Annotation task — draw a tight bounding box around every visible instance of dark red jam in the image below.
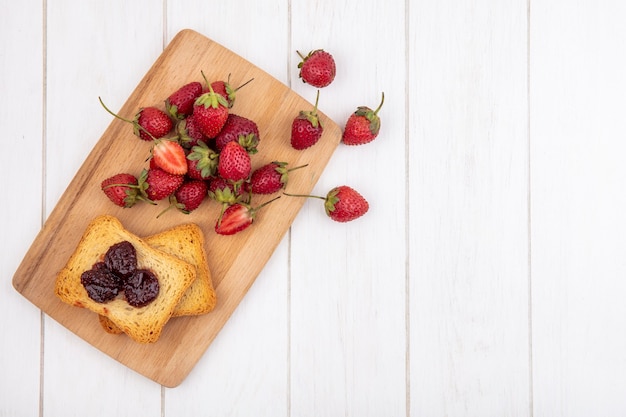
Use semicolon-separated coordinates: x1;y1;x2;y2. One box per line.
123;269;160;307
80;263;121;303
80;241;159;307
104;240;137;278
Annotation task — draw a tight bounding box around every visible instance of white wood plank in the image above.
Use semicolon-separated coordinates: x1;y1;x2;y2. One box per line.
530;1;626;415
290;0;407;415
164;2;290;415
0;2;44;416
43;1;163;415
409;1;530;415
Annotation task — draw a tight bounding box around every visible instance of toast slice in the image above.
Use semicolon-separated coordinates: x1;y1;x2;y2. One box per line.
145;223;217;317
54;215;196;344
97;223;217;334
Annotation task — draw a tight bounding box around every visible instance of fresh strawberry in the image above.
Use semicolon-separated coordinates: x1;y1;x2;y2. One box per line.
210;76;254;108
186;141;218;180
151;139;188;175
176;114;208;148
342;92;385;146
284;185;369;222
249;161;308;195
193;85;229;138
291;90;323;150
208;177;243;204
101;173;141;208
297;49;336;88
143;167;184;201
215;196;280;235
218;141;251;183
214;113;260;153
99;97;173;141
165;81;203;119
172;179;208;213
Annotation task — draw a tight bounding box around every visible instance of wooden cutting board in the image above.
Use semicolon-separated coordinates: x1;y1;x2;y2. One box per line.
12;29;341;387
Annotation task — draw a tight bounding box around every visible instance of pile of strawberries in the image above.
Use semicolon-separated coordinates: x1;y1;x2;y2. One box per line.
100;49;383;235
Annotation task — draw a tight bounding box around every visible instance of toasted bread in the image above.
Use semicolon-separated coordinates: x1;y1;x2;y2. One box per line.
144;223;217;316
54;215;196;344
96;223;217;334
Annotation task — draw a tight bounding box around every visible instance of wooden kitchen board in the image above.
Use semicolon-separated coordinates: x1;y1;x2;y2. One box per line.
12;29;341;387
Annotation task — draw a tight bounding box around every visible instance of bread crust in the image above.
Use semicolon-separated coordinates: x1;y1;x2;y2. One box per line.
54;215;197;344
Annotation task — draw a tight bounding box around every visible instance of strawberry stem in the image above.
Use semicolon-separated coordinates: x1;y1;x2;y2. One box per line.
283;192;326;201
287;163;309;172
98;97;133;124
235;77;255;91
252;195;282;212
374;92;385;115
98;96;159;141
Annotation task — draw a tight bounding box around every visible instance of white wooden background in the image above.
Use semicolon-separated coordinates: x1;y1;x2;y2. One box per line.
3;0;626;415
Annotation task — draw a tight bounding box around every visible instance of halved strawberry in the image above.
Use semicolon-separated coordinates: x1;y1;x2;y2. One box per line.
215;196;280;235
151;139;188;176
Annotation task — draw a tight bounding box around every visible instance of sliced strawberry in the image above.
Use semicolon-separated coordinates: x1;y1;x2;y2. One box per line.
152;139;188;176
215;196;280;235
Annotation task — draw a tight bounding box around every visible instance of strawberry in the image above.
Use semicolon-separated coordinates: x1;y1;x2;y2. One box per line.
218;141;251;183
151;139;187;175
249;161;308;195
342;92;385;146
214;113;260;154
297;49;336;88
186;140;218;180
99;97;173;141
291;90;323;150
284;185;369;222
165;81;203;119
215;196;280;236
101;173;141;208
143;167;184;201
210;76;254;108
172;179;208;213
193;84;229;138
208;177;244;205
176;114;208;148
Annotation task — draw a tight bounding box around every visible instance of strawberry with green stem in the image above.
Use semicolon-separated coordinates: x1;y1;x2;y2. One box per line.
193;83;229;138
284;185;369;222
210;75;255;108
165;81;203;120
157;179;208;217
291;90;323;150
249;161;308;195
186;140;218;180
297;49;336;88
99;97;173;141
215;196;281;236
342;92;385;146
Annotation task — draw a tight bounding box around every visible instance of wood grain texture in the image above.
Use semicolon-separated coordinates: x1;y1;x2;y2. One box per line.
164;2;291;414
40;3;166;412
0;4;44;416
13;29;341;387
409;0;530;415
531;1;626;415
289;0;407;416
